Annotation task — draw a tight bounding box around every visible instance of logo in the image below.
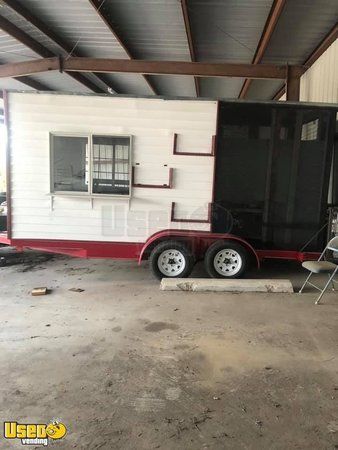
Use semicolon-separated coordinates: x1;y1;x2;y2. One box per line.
4;420;67;446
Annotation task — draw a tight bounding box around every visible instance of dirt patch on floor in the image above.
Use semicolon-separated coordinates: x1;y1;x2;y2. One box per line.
144;322;180;332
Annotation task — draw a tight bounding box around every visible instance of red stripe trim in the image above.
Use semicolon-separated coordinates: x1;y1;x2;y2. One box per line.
256;249;320;262
1;234;319;265
4;237;143;259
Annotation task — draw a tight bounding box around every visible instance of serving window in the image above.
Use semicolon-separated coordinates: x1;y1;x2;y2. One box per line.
50;134;131;196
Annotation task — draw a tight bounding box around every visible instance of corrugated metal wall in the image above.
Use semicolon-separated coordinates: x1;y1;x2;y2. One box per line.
300;39;338;103
280;39;338;103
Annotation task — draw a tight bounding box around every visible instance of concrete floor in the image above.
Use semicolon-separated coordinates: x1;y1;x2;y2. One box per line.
0;251;337;449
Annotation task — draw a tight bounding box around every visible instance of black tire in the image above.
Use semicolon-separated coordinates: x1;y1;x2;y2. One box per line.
204;240;248;279
149;240;195;280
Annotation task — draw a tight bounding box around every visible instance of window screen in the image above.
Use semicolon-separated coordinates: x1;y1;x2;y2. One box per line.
52;135;89;192
92;136;130;195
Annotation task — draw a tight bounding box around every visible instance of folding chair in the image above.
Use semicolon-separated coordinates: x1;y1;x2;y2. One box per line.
299;236;338;304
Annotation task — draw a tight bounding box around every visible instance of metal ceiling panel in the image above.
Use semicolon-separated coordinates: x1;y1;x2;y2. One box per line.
95;0;196;96
100;73;153;95
3;0;152;94
30;72;93;93
248;0;338;99
200;78;246;99
187;0;275;97
147;75;196;97
0;2;66;56
0;28;106;92
99;0;191;60
9;0;127;57
245;79;283;100
0;0;336;99
0;29;37;63
262;0;338;64
0;76;35;90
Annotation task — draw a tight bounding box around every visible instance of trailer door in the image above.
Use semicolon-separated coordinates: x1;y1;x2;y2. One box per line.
213;103;335;252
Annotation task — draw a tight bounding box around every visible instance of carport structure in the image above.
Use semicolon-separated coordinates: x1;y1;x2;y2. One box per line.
0;0;336;103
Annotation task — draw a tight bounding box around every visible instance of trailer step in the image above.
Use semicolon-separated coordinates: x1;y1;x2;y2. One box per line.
160;278;294;293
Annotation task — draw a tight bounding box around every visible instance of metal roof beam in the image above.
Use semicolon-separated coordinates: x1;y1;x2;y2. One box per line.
0;14;104;93
0;56;305;80
272;22;338;100
0;56;51;90
180;0;199;97
88;0;158;95
0;57;58;77
0;0;117;92
63;58;303;79
238;0;286;99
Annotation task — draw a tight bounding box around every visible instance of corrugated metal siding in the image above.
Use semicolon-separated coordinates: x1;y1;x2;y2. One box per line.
29;72;94;94
299;39;338;103
199;78;246;99
262;0;338;64
101;0;191;60
7;0;153;95
0;4;58;55
98;0;196;97
0;77;35;91
189;0;274;98
278;39;338;103
0;29;37;63
247;0;338;100
0;4;103;93
246;79;283;101
146;75;195;98
8;92;217;242
190;0;274;61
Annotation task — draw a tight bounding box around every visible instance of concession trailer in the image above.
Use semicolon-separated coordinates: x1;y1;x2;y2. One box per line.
0;91;337;279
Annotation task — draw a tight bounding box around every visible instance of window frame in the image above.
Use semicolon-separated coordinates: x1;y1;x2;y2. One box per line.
50;132;132;198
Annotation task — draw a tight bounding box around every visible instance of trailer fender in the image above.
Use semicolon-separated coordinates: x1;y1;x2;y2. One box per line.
138;230;260;268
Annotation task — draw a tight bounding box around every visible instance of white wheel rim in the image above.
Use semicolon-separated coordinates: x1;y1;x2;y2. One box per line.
214;249;242;276
158;249;186;277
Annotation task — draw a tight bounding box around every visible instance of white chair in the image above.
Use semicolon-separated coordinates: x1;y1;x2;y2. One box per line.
299;236;338;304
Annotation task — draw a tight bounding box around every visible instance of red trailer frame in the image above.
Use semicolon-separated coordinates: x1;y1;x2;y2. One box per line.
0;230;319;265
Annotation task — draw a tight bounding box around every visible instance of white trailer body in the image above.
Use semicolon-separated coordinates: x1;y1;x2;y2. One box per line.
6;92;217;243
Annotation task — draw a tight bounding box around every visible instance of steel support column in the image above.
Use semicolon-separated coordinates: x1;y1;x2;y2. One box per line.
286;65;300;101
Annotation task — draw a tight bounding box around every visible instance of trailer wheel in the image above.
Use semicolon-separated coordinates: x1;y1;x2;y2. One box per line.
150;241;195;280
204;240;248;278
